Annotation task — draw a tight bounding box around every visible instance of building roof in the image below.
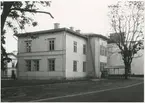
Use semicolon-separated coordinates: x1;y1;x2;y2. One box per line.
14;28;87;39
84;33;109;41
14;28;108;40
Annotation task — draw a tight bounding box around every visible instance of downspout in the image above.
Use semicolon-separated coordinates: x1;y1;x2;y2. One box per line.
87;36;96;77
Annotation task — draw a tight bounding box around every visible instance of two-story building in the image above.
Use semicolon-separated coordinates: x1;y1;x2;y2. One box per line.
15;23;108;79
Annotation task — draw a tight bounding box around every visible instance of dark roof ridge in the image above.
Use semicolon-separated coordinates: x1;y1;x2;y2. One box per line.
64;28;87;38
14;28;66;36
14;28;108;40
14;27;87;39
84;33;108;40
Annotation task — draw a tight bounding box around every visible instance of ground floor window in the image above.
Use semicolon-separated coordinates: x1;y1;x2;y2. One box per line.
26;60;31;71
83;62;86;72
73;60;77;72
26;60;40;71
100;62;107;71
48;59;55;71
33;60;39;71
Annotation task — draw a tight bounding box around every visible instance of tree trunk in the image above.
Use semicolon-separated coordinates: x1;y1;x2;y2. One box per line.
1;2;14;32
124;63;131;79
125;67;128;79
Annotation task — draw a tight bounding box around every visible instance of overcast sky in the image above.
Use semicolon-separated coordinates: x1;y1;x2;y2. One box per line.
5;0;118;52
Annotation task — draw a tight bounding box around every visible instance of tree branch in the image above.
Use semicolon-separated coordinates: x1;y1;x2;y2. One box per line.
1;2;14;32
10;8;54;18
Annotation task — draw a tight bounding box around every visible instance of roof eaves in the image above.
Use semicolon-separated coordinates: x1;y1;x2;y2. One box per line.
14;28;87;39
65;28;87;39
14;28;66;37
85;33;108;40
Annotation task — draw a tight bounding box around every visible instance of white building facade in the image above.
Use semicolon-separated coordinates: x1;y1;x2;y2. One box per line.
15;25;108;79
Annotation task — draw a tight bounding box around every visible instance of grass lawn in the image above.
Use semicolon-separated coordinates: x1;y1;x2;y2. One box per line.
1;78;143;102
1;78;90;88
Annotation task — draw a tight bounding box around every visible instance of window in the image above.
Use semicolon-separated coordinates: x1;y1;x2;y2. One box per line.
100;62;107;71
100;45;107;56
26;41;31;52
49;39;55;51
48;59;55;71
83;44;86;54
100;62;103;71
100;45;103;55
74;41;77;52
103;46;105;55
104;63;107;69
73;61;77;72
83;62;86;72
26;60;31;71
12;62;15;68
33;60;39;71
105;48;107;56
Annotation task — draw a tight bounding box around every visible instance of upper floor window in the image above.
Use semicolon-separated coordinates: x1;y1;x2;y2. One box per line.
73;60;77;72
100;45;103;55
103;46;105;55
105;48;107;56
33;60;39;71
83;44;86;54
26;41;31;52
26;60;31;71
74;41;77;52
48;59;55;71
100;45;107;56
83;61;86;72
49;39;55;51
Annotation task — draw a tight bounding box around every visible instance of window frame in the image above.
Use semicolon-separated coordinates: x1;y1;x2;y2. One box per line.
73;60;77;72
100;45;103;55
48;59;55;71
83;44;86;54
83;61;86;72
100;62;107;71
33;60;39;71
48;38;55;51
25;41;32;52
105;48;107;56
26;60;31;71
74;41;77;52
100;45;107;56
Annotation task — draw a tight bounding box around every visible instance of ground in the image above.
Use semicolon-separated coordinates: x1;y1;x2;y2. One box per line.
1;77;144;102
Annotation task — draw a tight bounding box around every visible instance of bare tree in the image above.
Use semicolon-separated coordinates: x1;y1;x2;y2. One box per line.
108;1;144;79
1;1;54;71
1;1;54;33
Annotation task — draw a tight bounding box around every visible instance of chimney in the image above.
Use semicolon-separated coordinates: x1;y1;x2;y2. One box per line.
54;23;60;29
76;30;81;33
70;27;74;31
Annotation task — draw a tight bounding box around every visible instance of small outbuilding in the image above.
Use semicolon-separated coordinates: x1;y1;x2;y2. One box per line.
103;65;125;78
